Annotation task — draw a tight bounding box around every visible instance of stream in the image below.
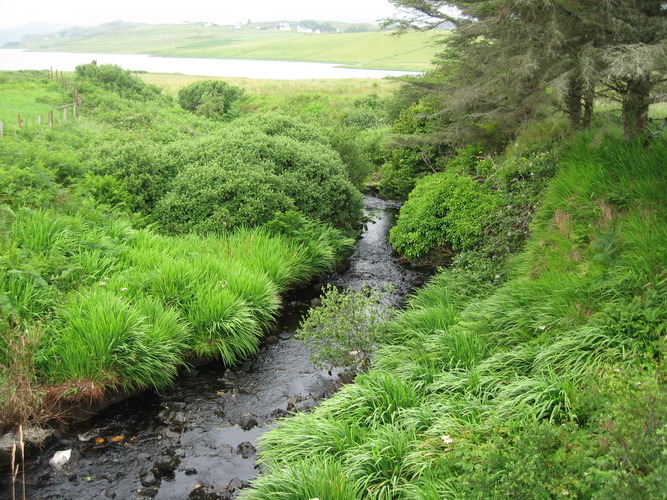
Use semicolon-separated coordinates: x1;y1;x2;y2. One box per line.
1;195;428;500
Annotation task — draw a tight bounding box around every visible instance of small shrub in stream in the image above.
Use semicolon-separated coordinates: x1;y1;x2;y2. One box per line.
296;284;393;373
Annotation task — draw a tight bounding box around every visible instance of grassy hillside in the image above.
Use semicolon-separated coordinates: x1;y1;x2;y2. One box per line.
13;22;440;71
246;130;667;498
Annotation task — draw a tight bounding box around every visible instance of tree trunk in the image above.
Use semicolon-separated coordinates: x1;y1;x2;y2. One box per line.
582;81;595;128
622;77;651;140
565;74;583;131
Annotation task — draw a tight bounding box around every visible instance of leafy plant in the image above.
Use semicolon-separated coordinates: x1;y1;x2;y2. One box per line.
296;284;393;373
75;61;163;101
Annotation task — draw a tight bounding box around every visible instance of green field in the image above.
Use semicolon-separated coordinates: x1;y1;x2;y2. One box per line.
13;22;441;71
0;71;68;124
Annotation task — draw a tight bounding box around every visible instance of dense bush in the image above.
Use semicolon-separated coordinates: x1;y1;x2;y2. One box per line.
154;127;363;234
86;140;177;214
75;62;163;101
178;79;244;120
153;162;294;233
390;170;501;259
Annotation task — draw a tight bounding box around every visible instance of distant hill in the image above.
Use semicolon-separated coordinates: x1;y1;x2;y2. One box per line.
5;21;442;71
0;22;75;45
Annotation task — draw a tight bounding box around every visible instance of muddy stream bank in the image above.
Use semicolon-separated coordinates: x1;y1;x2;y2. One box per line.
1;195;429;500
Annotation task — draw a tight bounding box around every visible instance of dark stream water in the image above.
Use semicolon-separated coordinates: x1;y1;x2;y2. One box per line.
1;195;428;500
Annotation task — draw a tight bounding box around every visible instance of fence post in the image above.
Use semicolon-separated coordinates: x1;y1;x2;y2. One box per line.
17;114;22;128
0;121;3;139
49;111;54;127
38;115;42;126
63;108;67;121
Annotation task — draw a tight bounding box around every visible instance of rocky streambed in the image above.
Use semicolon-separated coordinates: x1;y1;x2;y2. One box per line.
0;195;429;499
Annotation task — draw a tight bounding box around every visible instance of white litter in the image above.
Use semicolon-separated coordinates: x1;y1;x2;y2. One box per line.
49;449;71;468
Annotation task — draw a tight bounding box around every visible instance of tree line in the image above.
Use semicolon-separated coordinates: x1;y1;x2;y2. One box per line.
385;0;667;141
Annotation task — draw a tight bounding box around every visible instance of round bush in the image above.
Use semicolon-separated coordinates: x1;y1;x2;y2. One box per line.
390;171;501;259
154;128;363;234
154;162;295;234
178;80;244;120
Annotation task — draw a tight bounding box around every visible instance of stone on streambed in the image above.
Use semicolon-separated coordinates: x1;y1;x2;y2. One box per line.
49;448;72;468
236;441;256;459
188;483;234;500
264;335;279;345
153;453;181;477
139;469;160;487
137;487;159;498
238;415;258;431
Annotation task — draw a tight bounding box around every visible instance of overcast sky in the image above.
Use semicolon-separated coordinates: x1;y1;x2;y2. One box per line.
2;0;402;30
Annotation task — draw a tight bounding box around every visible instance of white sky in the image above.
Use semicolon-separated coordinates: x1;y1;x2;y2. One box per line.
2;0;402;30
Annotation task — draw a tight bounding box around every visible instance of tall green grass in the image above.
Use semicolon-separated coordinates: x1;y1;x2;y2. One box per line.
2;203;352;397
45;288;188;390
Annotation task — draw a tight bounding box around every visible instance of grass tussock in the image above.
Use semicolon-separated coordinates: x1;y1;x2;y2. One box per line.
0;206;351;428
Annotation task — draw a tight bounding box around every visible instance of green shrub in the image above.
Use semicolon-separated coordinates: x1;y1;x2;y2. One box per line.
234;112;325;143
296;284;393;372
323;125;375;188
154;129;363;234
178;79;244;120
88;141;176;214
75;62;163;101
153;162;294;234
378;104;444;199
390;170;501;259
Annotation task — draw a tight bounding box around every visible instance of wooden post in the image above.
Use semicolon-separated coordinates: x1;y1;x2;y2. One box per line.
73;105;77;117
38;116;42;126
63;108;67;121
49;111;54;127
17;114;22;128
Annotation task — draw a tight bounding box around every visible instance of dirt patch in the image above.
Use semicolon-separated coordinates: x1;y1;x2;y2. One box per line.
553;209;572;238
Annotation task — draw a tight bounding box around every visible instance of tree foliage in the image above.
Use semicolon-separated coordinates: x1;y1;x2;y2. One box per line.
385;0;667;142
